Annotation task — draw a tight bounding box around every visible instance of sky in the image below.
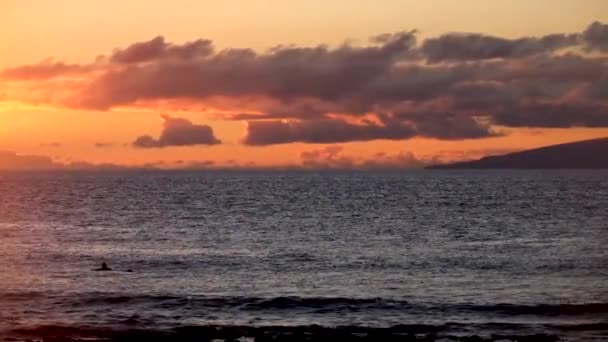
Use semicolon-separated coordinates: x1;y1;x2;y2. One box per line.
1;0;607;169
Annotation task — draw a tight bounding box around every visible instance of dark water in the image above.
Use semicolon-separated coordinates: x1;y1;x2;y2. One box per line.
0;170;606;341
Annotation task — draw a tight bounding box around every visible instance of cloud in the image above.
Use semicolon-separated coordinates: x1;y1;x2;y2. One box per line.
0;150;133;170
299;146;525;170
74;31;416;110
0;150;62;170
402;112;502;140
132;114;221;148
110;36;214;64
582;21;608;51
299;146;438;169
421;33;578;62
588;74;608;101
243;113;498;145
94;142;114;148
300;146;355;168
2;21;608;145
492;101;608;128
243;119;415;145
0;149;219;171
0;61;91;80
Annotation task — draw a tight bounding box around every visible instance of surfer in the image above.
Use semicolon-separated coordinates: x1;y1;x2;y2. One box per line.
95;262;112;271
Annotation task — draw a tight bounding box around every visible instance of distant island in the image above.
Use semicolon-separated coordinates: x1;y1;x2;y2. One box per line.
427;138;608;169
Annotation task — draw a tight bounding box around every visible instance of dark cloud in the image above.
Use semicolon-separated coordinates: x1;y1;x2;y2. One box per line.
501;54;606;84
227;99;334;120
448;81;518;112
403;112;502;140
110;36;214;64
75;31;417;109
492;101;608;128
243;119;416;145
421;33;578;62
582;21;608;51
3;21;608;144
94;142;114;148
132;114;221;148
359;63;477;105
588;74;608;100
243;113;498;145
70;24;607;138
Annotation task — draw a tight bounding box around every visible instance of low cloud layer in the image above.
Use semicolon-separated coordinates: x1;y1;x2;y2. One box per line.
299;146;437;169
299;146;522;170
0;150;219;171
0;61;92;80
133;115;221;148
0;150;61;170
0;146;523;171
2;22;608;145
0;150;131;170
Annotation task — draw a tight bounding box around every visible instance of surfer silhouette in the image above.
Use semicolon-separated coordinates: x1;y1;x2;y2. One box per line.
95;262;112;271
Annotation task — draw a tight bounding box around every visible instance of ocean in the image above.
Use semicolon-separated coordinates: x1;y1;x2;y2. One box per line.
0;170;606;341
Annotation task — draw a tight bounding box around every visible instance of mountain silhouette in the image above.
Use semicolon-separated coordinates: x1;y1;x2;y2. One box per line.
427;138;608;169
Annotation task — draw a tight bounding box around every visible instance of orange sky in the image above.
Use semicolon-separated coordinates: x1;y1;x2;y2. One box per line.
1;1;608;169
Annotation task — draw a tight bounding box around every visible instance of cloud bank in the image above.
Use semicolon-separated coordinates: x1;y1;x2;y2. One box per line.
2;22;608;145
0;150;131;170
0;146;521;171
299;146;437;169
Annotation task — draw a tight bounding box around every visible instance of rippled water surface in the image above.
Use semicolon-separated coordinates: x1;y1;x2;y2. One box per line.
0;170;607;340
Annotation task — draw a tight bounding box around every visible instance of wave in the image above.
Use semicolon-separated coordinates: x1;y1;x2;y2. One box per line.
69;294;403;311
8;292;607;316
3;293;607;341
251;298;608;316
463;302;608;316
248;296;398;310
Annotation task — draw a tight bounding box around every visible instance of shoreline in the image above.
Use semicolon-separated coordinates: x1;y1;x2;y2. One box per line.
7;323;605;342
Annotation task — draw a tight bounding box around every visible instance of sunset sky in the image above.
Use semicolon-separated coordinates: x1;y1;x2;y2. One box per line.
1;0;607;169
